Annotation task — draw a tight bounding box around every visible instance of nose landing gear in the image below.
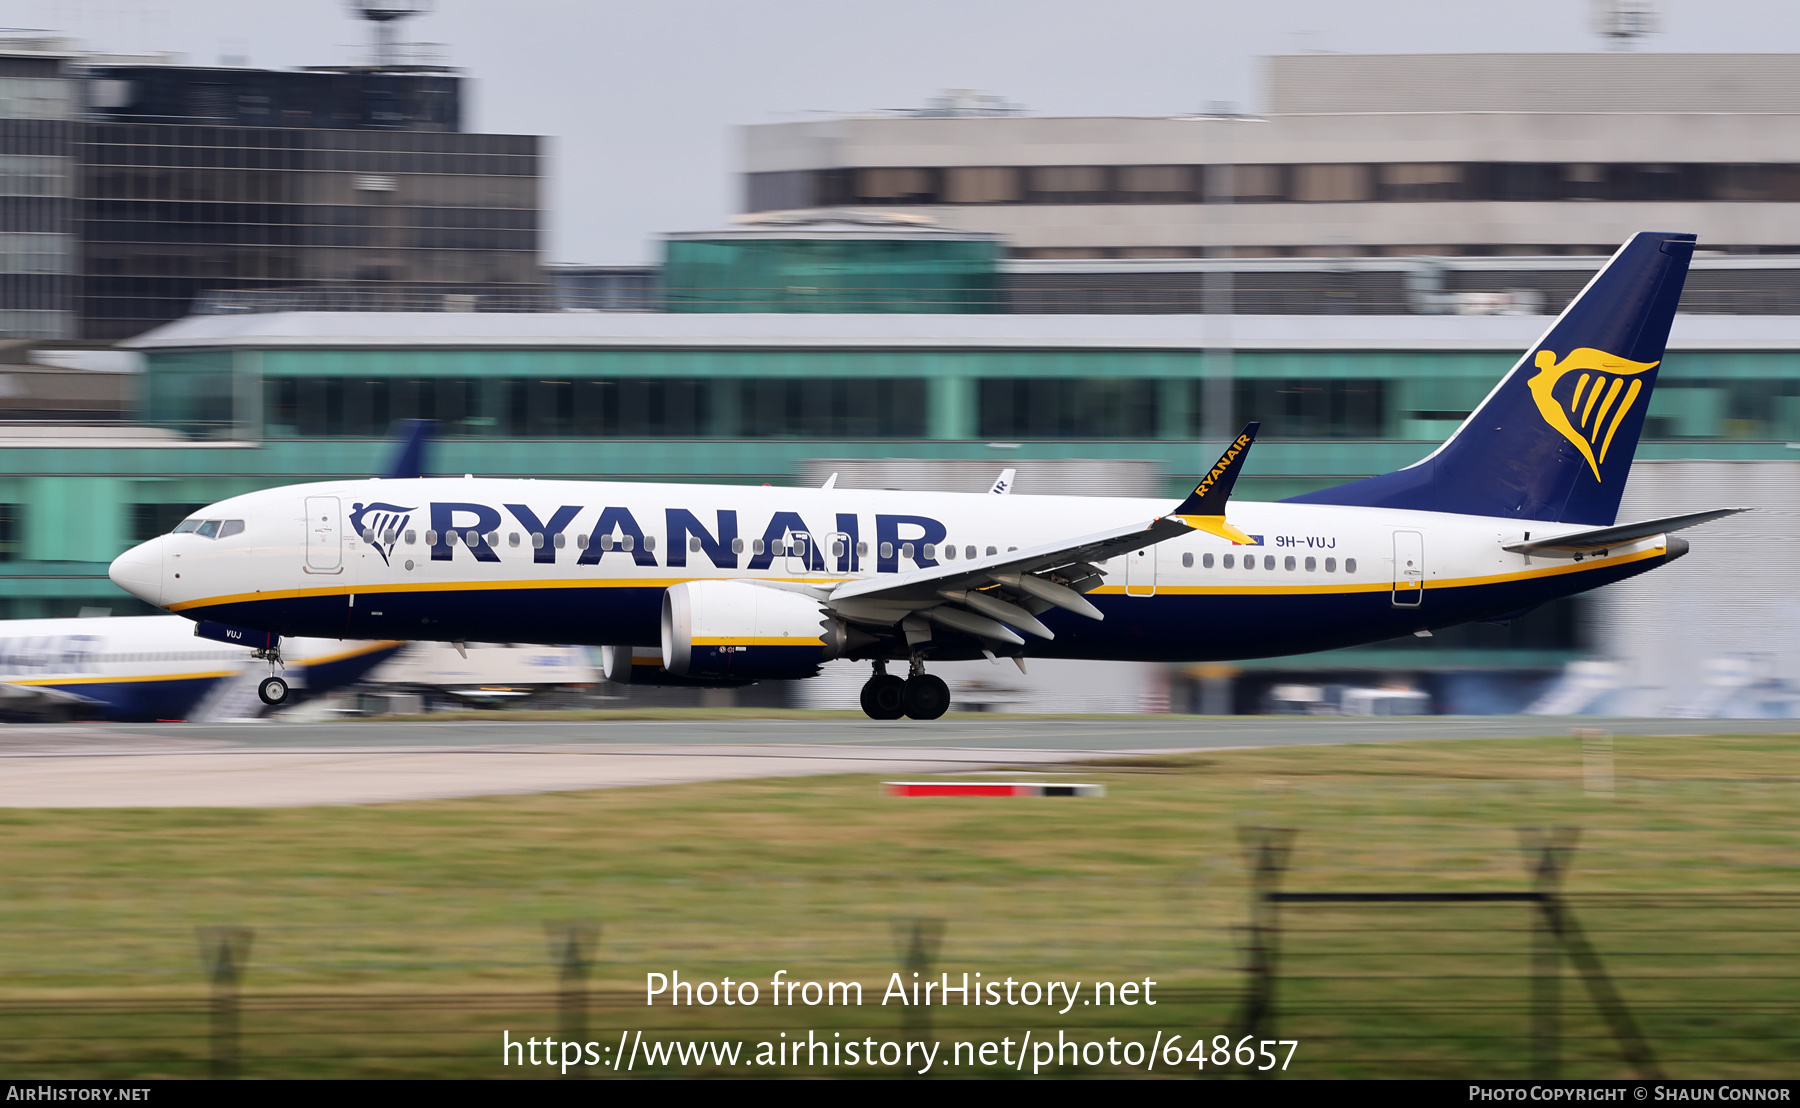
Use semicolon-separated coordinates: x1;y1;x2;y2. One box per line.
257;675;290;706
858;659;950;721
252;641;289;707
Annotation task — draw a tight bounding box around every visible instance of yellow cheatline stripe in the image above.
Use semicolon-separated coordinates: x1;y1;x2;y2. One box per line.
165;575;850;614
1094;543;1665;597
12;670;237;687
691;636;823;648
293;640;408;668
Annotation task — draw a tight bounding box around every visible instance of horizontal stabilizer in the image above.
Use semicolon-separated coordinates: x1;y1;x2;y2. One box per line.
1502;507;1750;554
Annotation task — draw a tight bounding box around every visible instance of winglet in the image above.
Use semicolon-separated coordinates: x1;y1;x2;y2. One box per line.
382;419;436;480
990;468;1016;495
1170;422;1259;544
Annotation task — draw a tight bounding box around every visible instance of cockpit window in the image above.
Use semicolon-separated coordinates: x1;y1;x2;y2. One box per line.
174;518;244;539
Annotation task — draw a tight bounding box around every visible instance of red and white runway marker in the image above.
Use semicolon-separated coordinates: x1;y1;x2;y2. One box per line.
884;781;1106;798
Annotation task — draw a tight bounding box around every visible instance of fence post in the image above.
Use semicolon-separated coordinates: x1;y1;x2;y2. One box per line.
1234;826;1295;1048
891;918;945;1054
1521;827;1577;1078
196;926;253;1079
545;921;599;1077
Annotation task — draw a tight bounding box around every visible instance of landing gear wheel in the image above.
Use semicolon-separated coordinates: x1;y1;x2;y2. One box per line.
257;675;290;707
902;674;951;721
860;674;906;720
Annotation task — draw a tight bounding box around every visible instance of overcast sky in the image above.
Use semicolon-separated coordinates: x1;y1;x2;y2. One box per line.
9;1;1800;263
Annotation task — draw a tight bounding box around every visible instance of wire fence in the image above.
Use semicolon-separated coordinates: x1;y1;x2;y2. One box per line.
3;863;1796;1076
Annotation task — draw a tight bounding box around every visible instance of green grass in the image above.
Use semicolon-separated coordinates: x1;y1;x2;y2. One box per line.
2;731;1797;1078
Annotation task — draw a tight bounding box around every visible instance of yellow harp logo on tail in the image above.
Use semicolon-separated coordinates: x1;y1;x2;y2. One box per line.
1526;348;1659;482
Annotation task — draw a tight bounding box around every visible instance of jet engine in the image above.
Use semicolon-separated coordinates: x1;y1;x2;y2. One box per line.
661;580;846;680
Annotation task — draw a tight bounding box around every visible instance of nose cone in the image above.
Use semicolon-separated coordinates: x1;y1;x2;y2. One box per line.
109;538;164;608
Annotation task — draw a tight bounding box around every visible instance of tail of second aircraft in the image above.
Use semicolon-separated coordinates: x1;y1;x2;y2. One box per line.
1287;231;1696;526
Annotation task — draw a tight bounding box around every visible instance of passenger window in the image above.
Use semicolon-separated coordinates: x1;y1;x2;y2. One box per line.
1284;556;1296;571
1346;558;1357;573
880;542;894;559
532;533;544;549
986;546;997;556
1244;554;1254;570
1325;557;1336;572
509;533;520;547
689;536;701;553
1181;552;1193;568
1007;546;1017;552
485;531;499;547
625;535;638;551
943;544;956;561
196;520;220;539
405;530;416;545
1222;553;1233;568
172;519;202;534
771;541;787;556
554;533;567;548
922;543;936;560
463;530;478;546
1264;555;1276;570
643;536;655;551
1305;556;1316;572
857;541;869;557
425;530;438;545
901;542;914;560
965;545;976;560
218;520;245;539
361;528;375;543
752;538;765;555
831;539;845;558
1203;552;1214;568
579;534;591;549
731;537;744;554
599;534;612;550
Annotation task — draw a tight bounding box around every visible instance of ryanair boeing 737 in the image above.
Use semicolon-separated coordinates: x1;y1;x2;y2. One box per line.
107;232;1742;720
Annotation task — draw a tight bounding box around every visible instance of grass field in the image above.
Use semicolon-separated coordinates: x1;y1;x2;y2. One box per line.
2;729;1797;1078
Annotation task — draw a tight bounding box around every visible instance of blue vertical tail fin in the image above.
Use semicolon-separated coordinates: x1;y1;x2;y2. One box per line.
1286;231;1696;526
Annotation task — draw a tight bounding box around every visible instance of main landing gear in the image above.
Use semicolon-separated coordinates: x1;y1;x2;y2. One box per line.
859;659;949;721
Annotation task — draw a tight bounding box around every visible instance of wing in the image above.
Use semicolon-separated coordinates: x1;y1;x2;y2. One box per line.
824;515;1195;646
817;427;1260;651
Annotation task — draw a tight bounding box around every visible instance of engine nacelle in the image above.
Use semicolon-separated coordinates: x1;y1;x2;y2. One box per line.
661;580;845;680
599;644;754;688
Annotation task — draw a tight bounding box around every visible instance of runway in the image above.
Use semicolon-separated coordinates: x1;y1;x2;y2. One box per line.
0;715;1793;807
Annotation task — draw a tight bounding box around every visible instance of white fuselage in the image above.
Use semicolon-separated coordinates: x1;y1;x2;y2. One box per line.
107;478;1675;664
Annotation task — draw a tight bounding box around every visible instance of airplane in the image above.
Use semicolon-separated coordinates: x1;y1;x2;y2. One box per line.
0;614;404;722
107;231;1743;721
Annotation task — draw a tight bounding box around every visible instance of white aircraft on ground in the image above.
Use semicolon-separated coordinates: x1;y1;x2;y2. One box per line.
108;232;1742;720
0;615;403;721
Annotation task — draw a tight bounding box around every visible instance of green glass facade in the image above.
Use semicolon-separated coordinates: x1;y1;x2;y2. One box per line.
11;322;1796;653
661;237;1002;313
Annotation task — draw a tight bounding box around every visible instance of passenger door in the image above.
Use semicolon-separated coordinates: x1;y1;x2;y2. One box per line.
1392;530;1424;607
1125;546;1156;597
304;495;343;574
